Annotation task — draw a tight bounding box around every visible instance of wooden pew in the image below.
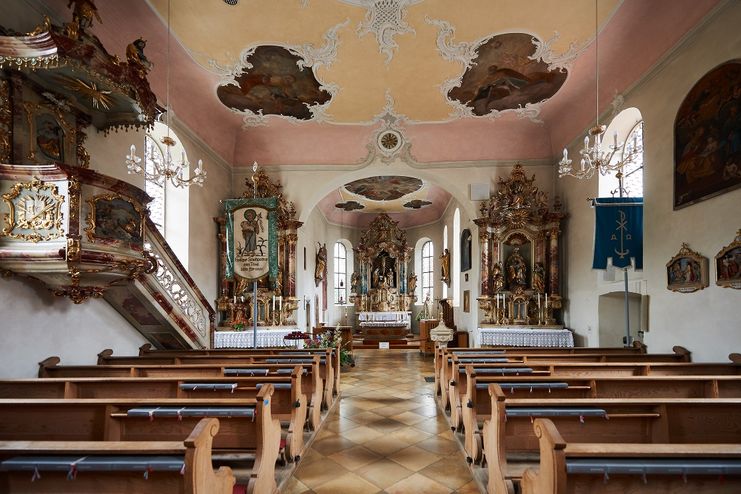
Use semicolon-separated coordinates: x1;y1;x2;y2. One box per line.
98;349;337;410
481;388;741;494
521;418;741;494
0;368;308;461
138;344;342;402
434;342;649;397
445;357;741;425
460;369;741;464
39;357;325;430
0;417;235;494
0;386;281;494
441;346;692;412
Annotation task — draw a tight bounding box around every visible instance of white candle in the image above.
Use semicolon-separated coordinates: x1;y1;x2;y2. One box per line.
545;293;548;309
279;296;282;313
496;294;500;310
272;295;276;311
537;293;541;309
196;159;203;173
233;296;236;304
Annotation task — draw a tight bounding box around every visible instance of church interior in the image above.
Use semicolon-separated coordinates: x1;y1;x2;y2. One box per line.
0;0;740;493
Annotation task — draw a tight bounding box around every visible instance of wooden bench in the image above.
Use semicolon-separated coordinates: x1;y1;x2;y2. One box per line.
0;368;308;461
445;357;741;425
440;347;693;412
460;369;741;465
39;357;325;431
481;389;741;494
0;386;281;493
98;349;337;410
434;342;649;397
138;344;343;401
0;417;235;494
521;418;741;494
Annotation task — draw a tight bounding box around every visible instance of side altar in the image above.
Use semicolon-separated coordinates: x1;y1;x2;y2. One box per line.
214;168;302;336
351;214;415;341
475;164;567;329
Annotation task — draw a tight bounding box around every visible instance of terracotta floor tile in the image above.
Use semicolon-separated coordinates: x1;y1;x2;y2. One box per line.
419;455;475;489
415;436;461;456
280;476;312;494
310;435;357;455
355;458;415;489
385;472;453;494
342;424;385;444
388;445;442;471
312;471;381;494
390;410;429;425
367;416;407;433
328;444;382;471
293;456;348;489
362;434;412;456
455;479;484;493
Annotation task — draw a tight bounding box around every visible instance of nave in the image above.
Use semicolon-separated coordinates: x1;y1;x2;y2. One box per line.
285;350;478;494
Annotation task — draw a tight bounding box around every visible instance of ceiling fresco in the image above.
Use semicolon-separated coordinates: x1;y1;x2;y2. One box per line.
216;45;331;120
343;176;424;201
447;33;569;117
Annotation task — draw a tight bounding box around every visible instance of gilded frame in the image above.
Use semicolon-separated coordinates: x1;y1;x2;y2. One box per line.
715;230;741;289
666;243;709;293
84;193;145;247
22;100;75;164
1;177;65;242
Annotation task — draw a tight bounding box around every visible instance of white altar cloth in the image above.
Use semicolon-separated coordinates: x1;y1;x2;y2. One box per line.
214;329;305;349
476;327;574;348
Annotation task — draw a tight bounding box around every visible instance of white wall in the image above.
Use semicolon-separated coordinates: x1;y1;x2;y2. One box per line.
0;278;146;377
558;1;741;361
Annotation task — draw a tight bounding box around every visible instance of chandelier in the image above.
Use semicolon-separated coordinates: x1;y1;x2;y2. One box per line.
125;0;206;188
558;0;639;181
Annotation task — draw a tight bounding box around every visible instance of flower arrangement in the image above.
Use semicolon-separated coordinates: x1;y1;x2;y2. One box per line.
232;322;245;331
304;327;354;367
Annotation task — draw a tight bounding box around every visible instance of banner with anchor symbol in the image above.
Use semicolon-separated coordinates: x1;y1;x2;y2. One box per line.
592;197;643;269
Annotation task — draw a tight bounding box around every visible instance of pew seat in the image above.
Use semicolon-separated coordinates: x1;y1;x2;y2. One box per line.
0;418;235;494
521;418;741;494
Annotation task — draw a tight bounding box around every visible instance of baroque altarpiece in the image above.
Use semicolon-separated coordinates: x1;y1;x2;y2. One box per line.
350;214;415;340
475;164;566;326
215;170;302;328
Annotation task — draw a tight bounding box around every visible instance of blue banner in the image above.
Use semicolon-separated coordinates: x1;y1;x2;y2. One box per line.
593;197;643;270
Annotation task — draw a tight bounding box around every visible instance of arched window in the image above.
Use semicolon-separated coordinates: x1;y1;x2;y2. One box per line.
144;135;166;235
452;208;461;307
442;225;448;296
144;122;189;267
333;241;347;304
600;108;644;198
421;240;434;303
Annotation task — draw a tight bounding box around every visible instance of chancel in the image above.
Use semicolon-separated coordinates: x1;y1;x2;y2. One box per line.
0;0;739;493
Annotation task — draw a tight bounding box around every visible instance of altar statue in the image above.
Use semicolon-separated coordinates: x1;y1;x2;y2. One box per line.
492;262;504;293
506;248;527;288
532;262;545;293
314;243;327;286
440;248;451;284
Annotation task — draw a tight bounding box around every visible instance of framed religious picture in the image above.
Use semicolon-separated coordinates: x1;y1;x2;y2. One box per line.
666;243;709;293
461;228;472;272
463;290;470;313
715;229;741;289
673;60;741;209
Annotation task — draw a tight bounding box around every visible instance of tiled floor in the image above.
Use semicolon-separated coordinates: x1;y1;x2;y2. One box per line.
283;349;479;494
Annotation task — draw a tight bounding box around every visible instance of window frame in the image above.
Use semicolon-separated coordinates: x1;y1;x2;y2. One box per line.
333;241;347;305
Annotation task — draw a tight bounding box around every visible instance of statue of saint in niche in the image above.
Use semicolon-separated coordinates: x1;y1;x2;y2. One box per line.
506;248;528;288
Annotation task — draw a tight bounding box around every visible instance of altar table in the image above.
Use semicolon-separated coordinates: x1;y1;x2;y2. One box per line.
214;329;305;349
476;327;574;348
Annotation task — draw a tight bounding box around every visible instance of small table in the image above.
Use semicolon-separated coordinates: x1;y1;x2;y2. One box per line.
476;327;574;348
214;329;305;349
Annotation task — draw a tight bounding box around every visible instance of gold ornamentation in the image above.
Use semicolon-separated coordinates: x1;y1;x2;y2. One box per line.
1;178;65;242
666;242;709;293
55;76;113;110
84;193;145;245
75;120;90;168
66;237;81;261
22;101;75;163
715;229;741;289
0;79;11;163
53;284;105;304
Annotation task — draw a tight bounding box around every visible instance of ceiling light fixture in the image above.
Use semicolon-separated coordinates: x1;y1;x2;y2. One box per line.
125;0;206;188
558;0;639;180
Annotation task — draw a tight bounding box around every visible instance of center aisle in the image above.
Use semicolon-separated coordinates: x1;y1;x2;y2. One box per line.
283;349;478;493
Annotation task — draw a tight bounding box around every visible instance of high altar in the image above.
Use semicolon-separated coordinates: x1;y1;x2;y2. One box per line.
214;169;302;331
351;214;414;340
475;164;567;329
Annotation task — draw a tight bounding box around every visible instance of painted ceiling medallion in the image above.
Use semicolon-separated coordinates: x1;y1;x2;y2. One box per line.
216;45;331;121
211;20;347;126
403;199;431;209
428;18;581;122
335;200;365;211
344;176;423;201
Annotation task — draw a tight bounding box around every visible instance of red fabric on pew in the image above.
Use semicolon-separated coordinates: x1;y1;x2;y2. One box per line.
233;485;247;494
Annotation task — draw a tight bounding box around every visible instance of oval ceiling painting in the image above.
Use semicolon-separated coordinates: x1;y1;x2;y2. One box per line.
448;33;568;117
216;45;331;120
344;176;424;201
